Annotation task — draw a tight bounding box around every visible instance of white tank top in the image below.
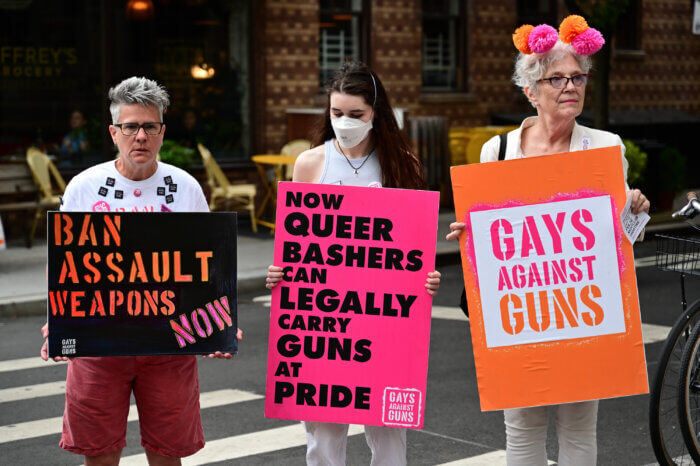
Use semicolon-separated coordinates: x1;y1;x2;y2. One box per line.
318;139;382;187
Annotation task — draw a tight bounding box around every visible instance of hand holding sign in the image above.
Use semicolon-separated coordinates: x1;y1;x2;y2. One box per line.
620;190;650;244
445;221;466;241
40;323;68;362
267;264;441;295
202;328;243;359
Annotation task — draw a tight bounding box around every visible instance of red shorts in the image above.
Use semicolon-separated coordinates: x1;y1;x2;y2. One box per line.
60;355;204;458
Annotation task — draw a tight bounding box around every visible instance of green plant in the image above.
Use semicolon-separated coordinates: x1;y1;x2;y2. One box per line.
622;139;647;186
159;139;194;169
658;147;687;192
86;118;103;150
211;120;242;150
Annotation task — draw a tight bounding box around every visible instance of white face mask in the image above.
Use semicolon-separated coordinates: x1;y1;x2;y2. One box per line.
331;116;373;149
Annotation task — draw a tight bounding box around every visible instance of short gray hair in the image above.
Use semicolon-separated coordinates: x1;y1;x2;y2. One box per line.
108;77;170;124
513;40;591;106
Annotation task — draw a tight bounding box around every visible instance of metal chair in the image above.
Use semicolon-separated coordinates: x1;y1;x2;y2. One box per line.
464;126;519;164
197;143;257;233
26;147;65;246
280;139;311;180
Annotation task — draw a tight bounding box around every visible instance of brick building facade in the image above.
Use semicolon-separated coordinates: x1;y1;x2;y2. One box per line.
250;0;700;156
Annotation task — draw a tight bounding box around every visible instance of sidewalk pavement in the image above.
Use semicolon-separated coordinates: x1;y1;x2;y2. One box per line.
0;209;462;317
0;207;694;318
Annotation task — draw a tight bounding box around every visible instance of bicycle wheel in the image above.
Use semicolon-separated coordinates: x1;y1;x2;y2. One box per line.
678;312;700;463
649;298;700;465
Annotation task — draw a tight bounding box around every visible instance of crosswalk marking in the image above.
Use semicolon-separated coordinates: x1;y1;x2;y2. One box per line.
0;357;65;373
635;255;656;268
437;450;506;465
641;322;672;344
432;305;467;321
252;294;271;308
0;389;262;444
120;424;365;465
436;450;555;465
0;381;65;403
252;299;672;345
431;305;671;345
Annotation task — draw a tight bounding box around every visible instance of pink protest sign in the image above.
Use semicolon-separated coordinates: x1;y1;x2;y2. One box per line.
265;181;439;428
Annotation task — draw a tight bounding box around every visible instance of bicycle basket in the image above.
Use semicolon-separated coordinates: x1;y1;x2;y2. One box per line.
656;234;700;276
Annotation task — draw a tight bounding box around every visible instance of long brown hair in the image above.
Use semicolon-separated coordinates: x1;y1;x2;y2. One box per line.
311;61;426;190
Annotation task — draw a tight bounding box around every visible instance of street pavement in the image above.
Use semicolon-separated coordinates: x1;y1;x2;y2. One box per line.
1;210;699;464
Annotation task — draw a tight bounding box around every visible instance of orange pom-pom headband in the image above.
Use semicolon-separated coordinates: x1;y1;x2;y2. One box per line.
512;15;604;56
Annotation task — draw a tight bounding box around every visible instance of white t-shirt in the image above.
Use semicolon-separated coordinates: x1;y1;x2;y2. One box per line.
61;160;209;213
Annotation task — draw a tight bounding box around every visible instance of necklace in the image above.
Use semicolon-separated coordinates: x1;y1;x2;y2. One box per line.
337;141;373;176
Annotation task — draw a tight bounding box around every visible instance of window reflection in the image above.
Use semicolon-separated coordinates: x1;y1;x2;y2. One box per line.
422;0;466;92
0;0;250;167
319;0;366;86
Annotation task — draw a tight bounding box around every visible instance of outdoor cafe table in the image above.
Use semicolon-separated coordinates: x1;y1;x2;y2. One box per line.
251;154;297;233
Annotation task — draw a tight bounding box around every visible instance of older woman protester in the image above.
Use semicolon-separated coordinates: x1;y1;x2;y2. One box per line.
447;16;649;466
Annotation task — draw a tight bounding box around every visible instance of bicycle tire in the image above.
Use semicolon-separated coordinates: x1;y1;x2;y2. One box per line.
678;309;700;463
649;298;700;465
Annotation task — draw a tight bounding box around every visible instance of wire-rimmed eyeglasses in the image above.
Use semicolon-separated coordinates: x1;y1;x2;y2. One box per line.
113;122;164;136
538;74;590;89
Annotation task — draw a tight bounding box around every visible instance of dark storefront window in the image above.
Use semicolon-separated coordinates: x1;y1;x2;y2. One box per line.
319;0;368;87
516;0;557;26
0;1;101;166
421;0;466;92
0;0;251;168
615;0;641;51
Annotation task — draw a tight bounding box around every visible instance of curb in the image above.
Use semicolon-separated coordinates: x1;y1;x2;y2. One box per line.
0;299;48;318
3;221;694;319
0;275;272;318
0;248;464;318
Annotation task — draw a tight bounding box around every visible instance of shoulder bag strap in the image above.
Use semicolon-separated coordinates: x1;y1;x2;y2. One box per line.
498;133;507;161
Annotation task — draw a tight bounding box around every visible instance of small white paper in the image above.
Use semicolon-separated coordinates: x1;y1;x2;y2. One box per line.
620;193;650;243
0;215;5;250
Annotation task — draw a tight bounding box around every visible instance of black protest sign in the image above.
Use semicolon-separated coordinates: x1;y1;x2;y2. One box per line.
47;211;237;357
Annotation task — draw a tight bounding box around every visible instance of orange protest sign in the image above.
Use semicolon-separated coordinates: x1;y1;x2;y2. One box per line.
451;146;648;411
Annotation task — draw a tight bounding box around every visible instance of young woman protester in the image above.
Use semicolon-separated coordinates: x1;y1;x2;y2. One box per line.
447;16;649;466
266;60;441;466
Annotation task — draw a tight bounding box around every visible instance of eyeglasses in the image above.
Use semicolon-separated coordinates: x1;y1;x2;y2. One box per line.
113;122;164;136
538;74;590;89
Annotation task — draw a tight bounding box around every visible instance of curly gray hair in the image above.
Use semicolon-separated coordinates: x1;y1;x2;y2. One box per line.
108;77;170;124
513;41;591;107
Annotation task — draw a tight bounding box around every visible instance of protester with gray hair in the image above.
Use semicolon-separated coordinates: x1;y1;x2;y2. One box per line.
40;76;242;466
446;17;649;465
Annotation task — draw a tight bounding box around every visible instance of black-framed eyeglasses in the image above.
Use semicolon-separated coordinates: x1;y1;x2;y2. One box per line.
113;122;164;136
538;74;590;89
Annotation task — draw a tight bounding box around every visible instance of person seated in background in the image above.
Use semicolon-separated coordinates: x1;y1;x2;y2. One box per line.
60;109;90;162
177;108;207;150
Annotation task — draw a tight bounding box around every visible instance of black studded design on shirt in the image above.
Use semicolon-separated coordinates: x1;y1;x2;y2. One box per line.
114;190;123;199
157;187;166;195
106;177;115;187
165;194;174;204
169;184;177;193
98;187;108;197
